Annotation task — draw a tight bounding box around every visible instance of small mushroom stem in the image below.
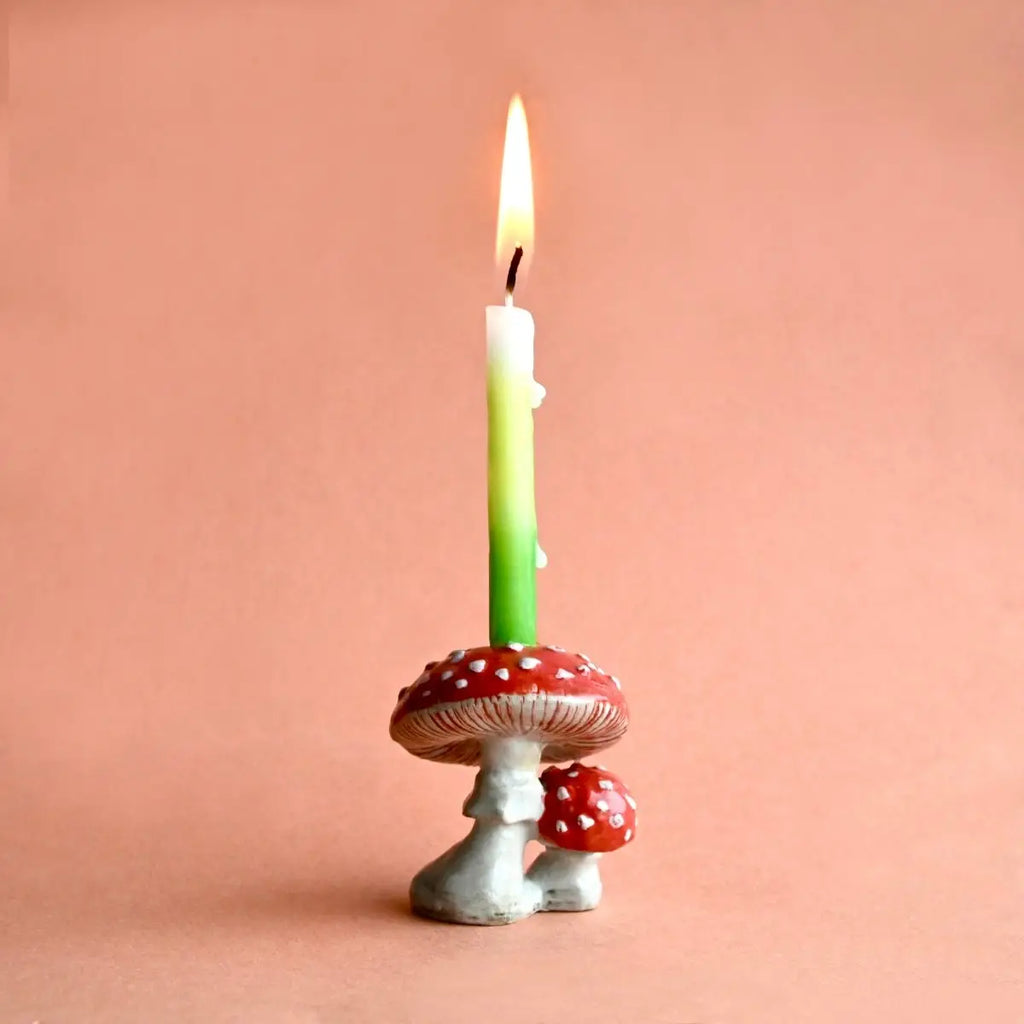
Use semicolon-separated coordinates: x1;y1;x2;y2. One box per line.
527;845;604;912
410;737;544;925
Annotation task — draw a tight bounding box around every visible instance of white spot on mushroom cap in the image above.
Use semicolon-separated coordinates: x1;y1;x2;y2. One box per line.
555;820;568;833
577;814;595;830
596;800;609;812
468;659;486;673
555;786;570;801
609;813;625;828
519;657;541;670
598;780;614;790
625;794;637;809
611;676;622;689
577;665;590;674
506;642;524;651
555;668;574;680
624;828;633;841
454;679;468;689
544;644;566;652
441;670;454;681
567;770;579;778
495;667;510;681
422;690;431;697
449;650;465;662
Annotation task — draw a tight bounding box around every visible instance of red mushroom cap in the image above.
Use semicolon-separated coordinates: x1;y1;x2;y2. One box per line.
537;762;636;853
389;645;628;766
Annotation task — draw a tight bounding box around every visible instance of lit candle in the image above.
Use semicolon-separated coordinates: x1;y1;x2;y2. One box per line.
488;95;543;646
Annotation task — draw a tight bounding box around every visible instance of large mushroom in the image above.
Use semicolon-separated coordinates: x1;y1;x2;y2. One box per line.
390;645;629;924
527;762;637;911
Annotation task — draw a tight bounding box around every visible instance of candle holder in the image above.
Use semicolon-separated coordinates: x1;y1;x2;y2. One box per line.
389;644;633;925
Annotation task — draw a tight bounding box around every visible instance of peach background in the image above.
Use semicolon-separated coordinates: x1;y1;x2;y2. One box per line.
2;1;1023;1021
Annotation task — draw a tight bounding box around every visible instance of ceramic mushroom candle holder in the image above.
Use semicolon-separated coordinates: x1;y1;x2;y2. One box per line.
389;645;631;925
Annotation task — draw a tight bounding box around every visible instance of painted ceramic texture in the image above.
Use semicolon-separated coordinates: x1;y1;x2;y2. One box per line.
390;646;630;922
2;0;1023;1021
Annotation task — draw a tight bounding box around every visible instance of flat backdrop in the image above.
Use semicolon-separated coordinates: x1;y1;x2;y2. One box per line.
2;2;1022;1021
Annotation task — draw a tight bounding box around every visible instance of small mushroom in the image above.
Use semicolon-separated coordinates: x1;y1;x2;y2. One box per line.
527;762;636;912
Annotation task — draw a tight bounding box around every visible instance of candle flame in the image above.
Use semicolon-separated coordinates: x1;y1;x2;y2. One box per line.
495;94;534;281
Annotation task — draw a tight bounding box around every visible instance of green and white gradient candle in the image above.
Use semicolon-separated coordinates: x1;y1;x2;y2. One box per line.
487;96;545;646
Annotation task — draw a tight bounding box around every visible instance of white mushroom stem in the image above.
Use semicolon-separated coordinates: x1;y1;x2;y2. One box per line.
410;737;544;925
527;844;603;912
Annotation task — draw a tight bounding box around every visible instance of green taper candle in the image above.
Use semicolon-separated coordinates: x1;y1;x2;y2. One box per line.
488;96;541;645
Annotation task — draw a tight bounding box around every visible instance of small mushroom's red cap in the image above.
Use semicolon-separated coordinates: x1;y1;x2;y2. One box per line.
389;645;628;765
537;762;636;853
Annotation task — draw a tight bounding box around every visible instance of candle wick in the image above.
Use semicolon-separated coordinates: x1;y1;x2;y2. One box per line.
504;246;524;304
